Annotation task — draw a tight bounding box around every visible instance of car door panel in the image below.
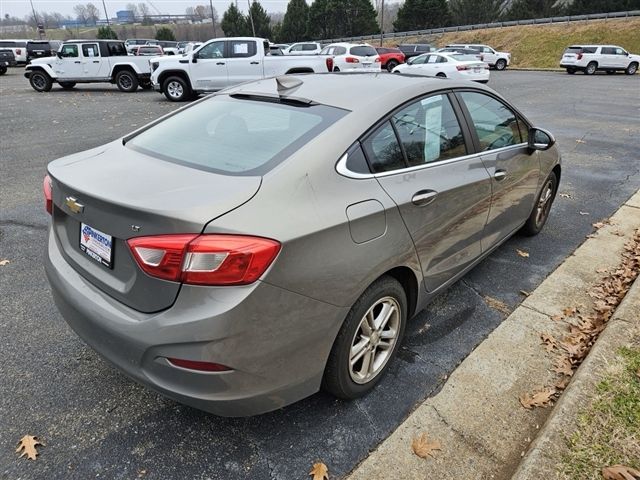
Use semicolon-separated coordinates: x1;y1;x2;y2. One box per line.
364;93;493;292
54;44;83;79
191;40;228;90
80;43;103;77
225;40;263;86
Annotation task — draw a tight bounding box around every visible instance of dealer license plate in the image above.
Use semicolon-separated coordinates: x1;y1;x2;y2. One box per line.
474;67;481;73
80;223;113;268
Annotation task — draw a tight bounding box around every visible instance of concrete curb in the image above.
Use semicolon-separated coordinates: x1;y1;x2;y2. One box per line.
347;190;640;480
511;278;640;479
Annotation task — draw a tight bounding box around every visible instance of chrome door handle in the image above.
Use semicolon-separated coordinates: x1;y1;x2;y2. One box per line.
92;60;99;63
411;190;438;206
494;170;507;181
216;62;225;65
74;61;81;64
250;61;260;65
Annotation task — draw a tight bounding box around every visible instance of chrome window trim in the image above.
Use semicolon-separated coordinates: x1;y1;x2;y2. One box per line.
336;143;528;180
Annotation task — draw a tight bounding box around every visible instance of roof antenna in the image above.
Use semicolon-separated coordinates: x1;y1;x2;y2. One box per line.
276;76;303;93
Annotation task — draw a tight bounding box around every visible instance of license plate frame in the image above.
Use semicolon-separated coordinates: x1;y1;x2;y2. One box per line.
79;222;113;268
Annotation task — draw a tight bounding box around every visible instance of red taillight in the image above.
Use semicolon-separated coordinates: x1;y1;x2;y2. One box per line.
345;57;359;63
326;57;334;71
16;48;21;55
456;65;469;71
577;53;583;60
167;358;232;372
127;234;281;286
43;174;52;215
374;57;381;63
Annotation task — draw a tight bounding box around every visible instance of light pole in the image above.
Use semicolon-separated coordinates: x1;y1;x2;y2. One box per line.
379;0;385;47
101;0;110;26
247;0;256;37
28;0;40;38
209;0;216;37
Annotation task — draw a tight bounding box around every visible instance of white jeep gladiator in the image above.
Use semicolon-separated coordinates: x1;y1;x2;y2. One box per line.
25;40;153;93
150;37;332;101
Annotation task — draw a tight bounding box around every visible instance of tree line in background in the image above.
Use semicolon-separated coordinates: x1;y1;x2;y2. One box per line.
2;0;639;42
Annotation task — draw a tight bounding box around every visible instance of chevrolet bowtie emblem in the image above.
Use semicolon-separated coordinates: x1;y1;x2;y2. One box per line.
65;196;84;214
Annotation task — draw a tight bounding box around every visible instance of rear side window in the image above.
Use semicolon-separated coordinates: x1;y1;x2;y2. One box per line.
459;91;523;151
229;40;256;58
335;46;347;55
392;94;467;166
350;46;377;56
302;44;318;51
0;41;15;48
82;44;99;57
107;42;127;56
583;47;597;54
362;122;405;173
127;96;347;175
601;47;615;55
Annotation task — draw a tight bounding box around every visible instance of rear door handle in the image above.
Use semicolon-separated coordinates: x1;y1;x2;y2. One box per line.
494;169;507;181
74;61;81;64
216;62;225;65
411;190;438;206
92;60;99;63
250;61;260;65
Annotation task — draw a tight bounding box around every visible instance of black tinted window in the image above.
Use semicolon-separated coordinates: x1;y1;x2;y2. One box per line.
107;42;127;56
302;44;318;51
564;47;582;54
362;122;405;173
416;45;431;52
583;47;597;54
601;47;615;55
350;46;377;56
393;94;467;166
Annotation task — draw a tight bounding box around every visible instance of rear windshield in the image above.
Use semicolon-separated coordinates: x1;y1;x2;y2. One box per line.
127;96;347;175
564;47;583;54
0;41;26;48
28;42;51;50
350;46;377;57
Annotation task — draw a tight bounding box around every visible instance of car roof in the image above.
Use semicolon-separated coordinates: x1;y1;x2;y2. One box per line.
569;44;619;48
63;39;123;44
325;42;372;48
221;73;492;112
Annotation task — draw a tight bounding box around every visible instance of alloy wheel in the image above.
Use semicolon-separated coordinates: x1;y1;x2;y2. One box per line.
167;81;184;99
118;74;133;90
32;74;46;90
348;296;401;385
535;179;554;228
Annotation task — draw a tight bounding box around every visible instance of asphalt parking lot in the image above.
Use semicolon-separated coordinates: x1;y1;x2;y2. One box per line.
1;69;639;479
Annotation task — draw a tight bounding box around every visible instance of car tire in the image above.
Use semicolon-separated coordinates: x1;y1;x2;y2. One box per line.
59;82;76;90
584;62;597;75
0;66;7;75
436;72;446;78
626;62;638;75
566;68;576;74
386;60;399;72
322;276;407;399
162;75;191;102
495;59;507;71
29;71;52;92
333;67;340;72
140;81;153;90
115;70;139;92
520;171;558;236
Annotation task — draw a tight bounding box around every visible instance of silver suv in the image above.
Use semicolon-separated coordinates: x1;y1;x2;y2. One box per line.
560;45;639;75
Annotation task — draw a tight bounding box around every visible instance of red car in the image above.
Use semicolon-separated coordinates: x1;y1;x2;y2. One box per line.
375;47;405;72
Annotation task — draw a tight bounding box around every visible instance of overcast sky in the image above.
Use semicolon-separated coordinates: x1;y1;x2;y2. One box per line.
1;0;300;19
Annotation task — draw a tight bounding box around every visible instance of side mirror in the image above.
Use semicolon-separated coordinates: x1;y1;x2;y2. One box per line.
191;53;198;63
528;127;555;151
56;51;62;58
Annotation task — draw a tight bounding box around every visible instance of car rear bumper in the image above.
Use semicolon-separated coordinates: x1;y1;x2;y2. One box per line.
45;228;348;416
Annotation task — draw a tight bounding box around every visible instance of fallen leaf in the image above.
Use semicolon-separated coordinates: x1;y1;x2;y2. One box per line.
562;306;578;317
612;230;625;237
575;139;586;144
593;222;607;229
516;249;530;258
519;387;556;410
540;332;557;353
552;357;574;377
519;290;530;297
16;435;43;460
0;259;9;266
484;296;511;315
602;464;640;480
551;314;564;322
596;268;608;274
309;462;329;480
579;211;590;215
554;376;571;391
559;192;572;198
412;432;441;459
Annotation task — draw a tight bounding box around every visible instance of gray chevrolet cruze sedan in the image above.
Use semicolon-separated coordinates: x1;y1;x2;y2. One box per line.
44;73;560;416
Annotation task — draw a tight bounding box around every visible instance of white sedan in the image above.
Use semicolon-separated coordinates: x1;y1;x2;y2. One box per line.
320;43;381;72
392;52;489;83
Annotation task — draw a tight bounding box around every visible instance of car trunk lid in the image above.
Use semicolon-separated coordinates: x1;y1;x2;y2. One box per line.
48;141;261;313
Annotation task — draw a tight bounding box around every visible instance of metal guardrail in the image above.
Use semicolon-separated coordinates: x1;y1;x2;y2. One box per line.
316;9;640;44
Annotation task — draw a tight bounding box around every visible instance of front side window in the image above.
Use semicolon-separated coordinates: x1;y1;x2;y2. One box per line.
82;43;99;57
198;41;225;59
127;96;346;175
459;91;523;151
362;122;405;173
60;44;78;58
411;54;427;64
392;94;467;166
615;48;626;55
229;40;256;58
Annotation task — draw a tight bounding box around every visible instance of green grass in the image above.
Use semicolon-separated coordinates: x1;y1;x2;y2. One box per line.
385;17;640;69
558;345;640;480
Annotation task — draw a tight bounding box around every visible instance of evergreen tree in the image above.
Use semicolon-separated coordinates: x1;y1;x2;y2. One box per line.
502;0;559;20
155;26;175;41
567;0;639;15
96;25;118;39
271;22;283;42
449;0;503;25
281;0;309;42
393;0;451;31
248;0;272;38
307;0;378;39
307;0;331;38
221;2;250;36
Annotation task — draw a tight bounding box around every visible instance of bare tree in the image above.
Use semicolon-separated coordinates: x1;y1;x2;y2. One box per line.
126;3;139;17
86;3;100;24
138;3;151;18
73;4;88;24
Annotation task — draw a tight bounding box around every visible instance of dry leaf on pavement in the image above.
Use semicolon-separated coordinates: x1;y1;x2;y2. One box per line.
0;259;9;266
411;432;441;459
540;332;557;353
602;464;640;480
551;314;564;322
579;211;590;215
309;462;329;480
484;296;511;315
16;435;43;460
516;249;530;258
519;387;556;410
559;192;572;198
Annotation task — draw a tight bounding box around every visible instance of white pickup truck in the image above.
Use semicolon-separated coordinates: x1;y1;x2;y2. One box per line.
25;40;152;93
150;37;332;101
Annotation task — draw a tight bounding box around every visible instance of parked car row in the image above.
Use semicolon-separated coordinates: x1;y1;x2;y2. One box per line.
0;39;61;64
